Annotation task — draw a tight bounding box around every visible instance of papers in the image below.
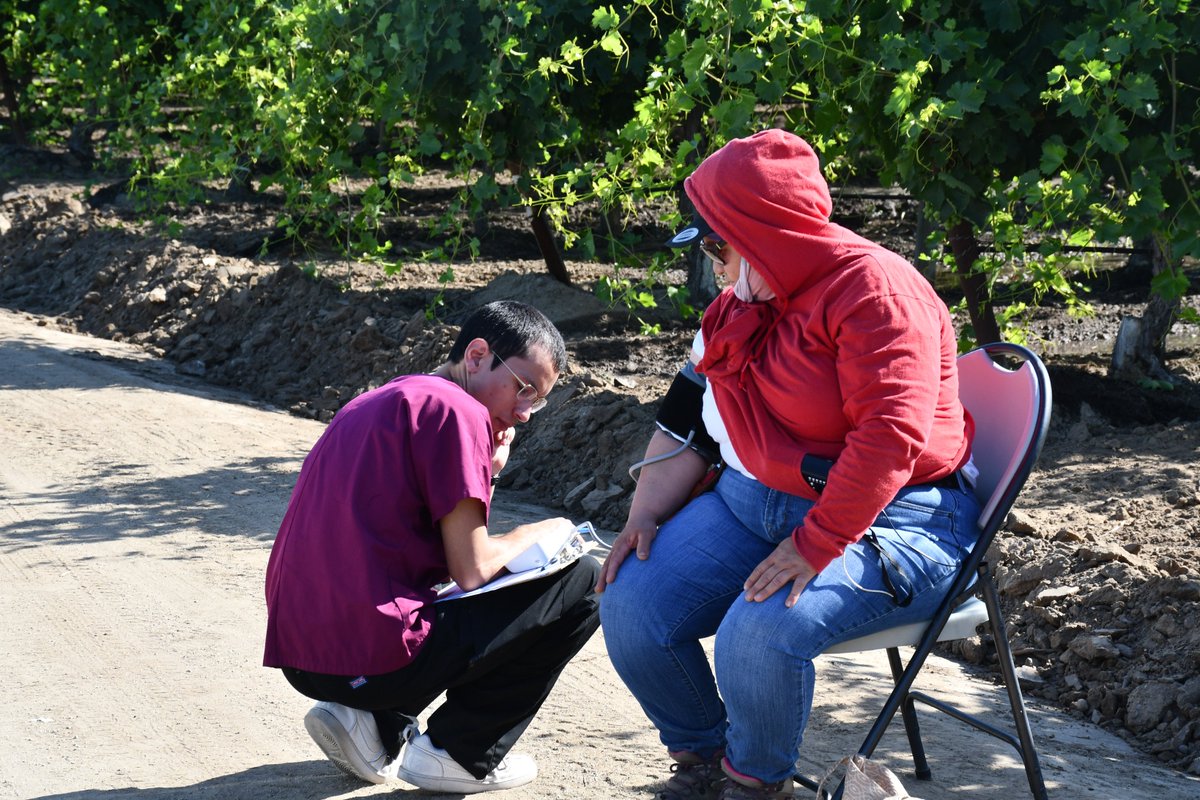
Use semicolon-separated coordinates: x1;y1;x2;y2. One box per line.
435;522;599;602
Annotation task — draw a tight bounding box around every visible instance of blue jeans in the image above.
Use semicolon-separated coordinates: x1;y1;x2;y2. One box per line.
600;468;981;783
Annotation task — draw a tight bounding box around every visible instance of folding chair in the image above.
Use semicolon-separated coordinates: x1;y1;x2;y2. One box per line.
798;342;1052;799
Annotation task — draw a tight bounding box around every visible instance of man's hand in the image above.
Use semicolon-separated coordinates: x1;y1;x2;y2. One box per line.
743;538;817;607
594;513;658;593
492;426;515;477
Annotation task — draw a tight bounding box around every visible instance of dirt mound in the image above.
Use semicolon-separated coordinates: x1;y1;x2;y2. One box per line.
1;161;1198;776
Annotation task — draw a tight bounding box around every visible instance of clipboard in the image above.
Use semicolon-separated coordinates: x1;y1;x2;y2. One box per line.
435;522;599;602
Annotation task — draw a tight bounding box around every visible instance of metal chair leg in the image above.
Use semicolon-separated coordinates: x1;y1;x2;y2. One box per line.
905;572;1049;799
887;647;932;780
980;575;1049;799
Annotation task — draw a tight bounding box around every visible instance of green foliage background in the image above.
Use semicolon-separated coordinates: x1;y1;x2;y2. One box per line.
1;0;1196;349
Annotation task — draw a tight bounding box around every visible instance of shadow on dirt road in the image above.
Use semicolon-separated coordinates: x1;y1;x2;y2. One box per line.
3;309;1198;800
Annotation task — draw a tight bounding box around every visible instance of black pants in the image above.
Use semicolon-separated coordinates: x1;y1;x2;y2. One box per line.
283;557;601;779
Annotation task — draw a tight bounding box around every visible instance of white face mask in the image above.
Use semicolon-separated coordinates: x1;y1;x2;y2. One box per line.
733;258;775;303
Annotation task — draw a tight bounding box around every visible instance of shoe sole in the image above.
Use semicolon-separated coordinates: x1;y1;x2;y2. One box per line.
395;764;537;794
304;706;386;785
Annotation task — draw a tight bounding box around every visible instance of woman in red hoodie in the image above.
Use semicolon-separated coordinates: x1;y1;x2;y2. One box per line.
595;130;980;800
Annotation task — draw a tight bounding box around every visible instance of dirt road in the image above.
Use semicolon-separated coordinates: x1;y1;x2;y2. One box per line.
1;307;1196;800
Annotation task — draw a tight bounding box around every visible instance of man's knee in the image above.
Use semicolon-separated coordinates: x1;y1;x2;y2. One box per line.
574;554;601;588
553;557;602;620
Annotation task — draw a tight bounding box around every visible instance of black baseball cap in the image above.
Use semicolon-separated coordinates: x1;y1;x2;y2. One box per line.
665;214;716;248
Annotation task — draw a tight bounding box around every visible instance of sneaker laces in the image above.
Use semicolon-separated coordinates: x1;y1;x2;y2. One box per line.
376;715;420;781
656;756;725;800
400;716;419;746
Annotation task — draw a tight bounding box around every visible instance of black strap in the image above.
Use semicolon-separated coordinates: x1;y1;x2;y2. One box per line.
862;531;914;607
801;453;936;607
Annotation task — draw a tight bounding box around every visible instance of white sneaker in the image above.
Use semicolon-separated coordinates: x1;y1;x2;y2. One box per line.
303;701;391;784
395;732;537;793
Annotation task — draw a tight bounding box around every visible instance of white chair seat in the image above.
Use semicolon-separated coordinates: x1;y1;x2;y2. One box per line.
824;596;987;654
797;344;1051;799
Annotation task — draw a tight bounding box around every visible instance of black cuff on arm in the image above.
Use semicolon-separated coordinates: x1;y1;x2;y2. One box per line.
656;363;720;463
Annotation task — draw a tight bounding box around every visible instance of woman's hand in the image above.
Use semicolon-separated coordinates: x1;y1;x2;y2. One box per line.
492;426;515;477
594;429;710;594
744;538;817;607
594;513;658;593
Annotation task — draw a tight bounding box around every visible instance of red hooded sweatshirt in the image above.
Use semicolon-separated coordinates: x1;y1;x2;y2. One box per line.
691;130;973;573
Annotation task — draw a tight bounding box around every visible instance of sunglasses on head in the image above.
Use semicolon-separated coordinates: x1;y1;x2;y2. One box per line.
699;235;727;267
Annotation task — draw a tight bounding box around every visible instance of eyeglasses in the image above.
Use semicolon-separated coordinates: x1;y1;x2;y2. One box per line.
699;235;727;268
493;351;549;413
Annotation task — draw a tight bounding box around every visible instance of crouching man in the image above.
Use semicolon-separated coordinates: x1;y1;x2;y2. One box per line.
264;300;600;793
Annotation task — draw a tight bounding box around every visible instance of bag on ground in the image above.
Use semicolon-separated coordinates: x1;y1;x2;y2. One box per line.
815;755;923;800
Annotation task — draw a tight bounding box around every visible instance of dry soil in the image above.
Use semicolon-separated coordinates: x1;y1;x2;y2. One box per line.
2;147;1200;798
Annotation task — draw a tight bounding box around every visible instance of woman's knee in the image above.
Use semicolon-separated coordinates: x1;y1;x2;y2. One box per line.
599;577;670;672
598;560;652;631
715;599;825;670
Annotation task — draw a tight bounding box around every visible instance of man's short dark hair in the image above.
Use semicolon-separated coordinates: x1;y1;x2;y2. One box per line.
449;301;567;374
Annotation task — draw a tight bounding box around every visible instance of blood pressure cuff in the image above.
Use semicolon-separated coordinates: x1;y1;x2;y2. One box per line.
656;361;720;463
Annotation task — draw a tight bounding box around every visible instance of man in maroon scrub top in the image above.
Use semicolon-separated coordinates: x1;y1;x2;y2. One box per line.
264;301;599;794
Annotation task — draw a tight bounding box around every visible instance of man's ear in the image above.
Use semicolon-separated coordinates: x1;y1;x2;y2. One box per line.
462;337;491;374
